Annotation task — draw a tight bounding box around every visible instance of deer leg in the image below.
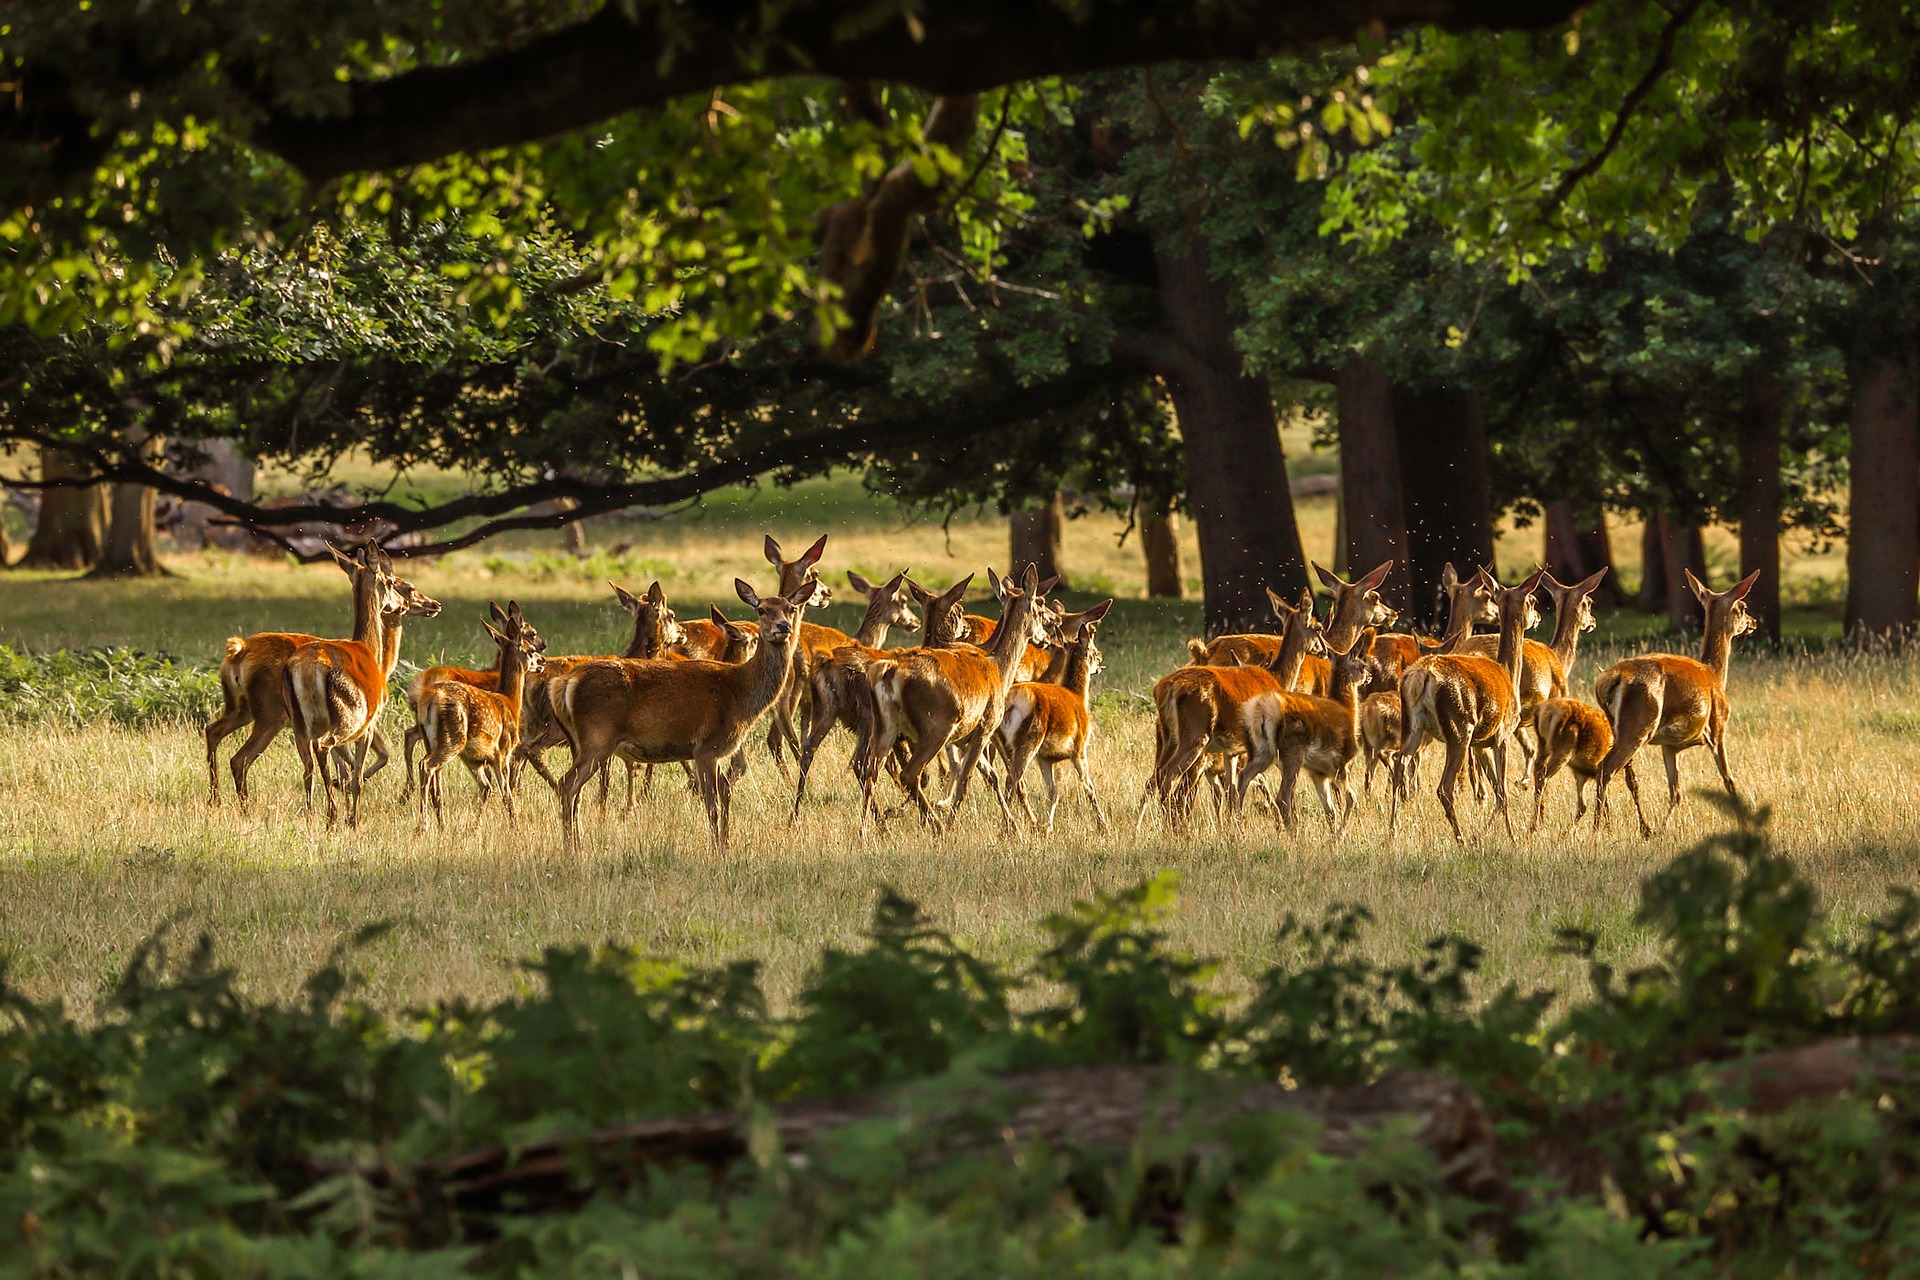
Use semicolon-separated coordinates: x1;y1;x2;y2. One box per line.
1037;759;1062;832
399;724;425;802
1662;745;1683;814
1073;756;1109;833
204;700;251;806
1570;773;1591;836
1708;732;1738;798
1275;757;1303;835
1435;732;1469;846
556;743;615;851
948;724;1011;832
1484;738;1515;842
227;707;288;808
789;695;840;825
1621;760;1653;838
1004;733;1042;830
1311;770;1340;833
362;727;392;783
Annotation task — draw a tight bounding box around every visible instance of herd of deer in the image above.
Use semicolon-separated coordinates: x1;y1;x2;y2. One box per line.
200;534;1764;850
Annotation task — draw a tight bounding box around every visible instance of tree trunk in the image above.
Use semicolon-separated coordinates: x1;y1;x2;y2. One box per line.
1635;512;1667;613
17;449;106;571
1335;357;1408;615
89;428;171;578
1011;491;1067;586
1543;500;1618;607
1151;233;1307;635
1659;515;1707;633
1391;383;1494;631
1738;367;1784;643
1141;508;1185;598
1845;353;1920;640
168;437;256;549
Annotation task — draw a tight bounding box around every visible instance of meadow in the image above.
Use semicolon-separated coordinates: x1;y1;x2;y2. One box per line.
0;464;1907;1020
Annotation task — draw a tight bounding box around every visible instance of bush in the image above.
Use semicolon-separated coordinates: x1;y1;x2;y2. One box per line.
5;804;1920;1274
0;645;222;727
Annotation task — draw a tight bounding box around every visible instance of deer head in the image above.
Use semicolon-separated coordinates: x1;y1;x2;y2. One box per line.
612;579;686;651
1688;567;1763;641
1543;568;1610;637
764;534;829;596
1313;559;1397;645
484;600;547;676
849;569;921;632
735;577;814;647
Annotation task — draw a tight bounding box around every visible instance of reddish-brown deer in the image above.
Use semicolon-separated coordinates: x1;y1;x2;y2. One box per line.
1455;566;1609;764
995;598;1115;832
415;602;547;832
1138;587;1321;827
1384;562;1499;803
1527;698;1644;835
788;569;921;821
550;579;815;849
284;546;441;828
1238;626;1378;834
858;564;1052;830
1195;561;1393;696
1395;569;1545;844
1592;568;1762;837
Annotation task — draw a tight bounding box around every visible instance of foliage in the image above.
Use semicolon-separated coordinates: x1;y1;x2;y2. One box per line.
5;808;1920;1271
0;645;221;727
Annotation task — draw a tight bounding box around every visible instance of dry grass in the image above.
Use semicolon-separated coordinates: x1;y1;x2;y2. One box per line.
0;468;1901;1016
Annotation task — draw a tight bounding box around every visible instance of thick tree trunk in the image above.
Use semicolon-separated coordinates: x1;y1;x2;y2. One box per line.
1391;383;1494;630
1845;353;1920;640
1635;513;1667;612
1150;234;1307;635
1335;357;1408;615
1738;367;1784;643
1659;515;1707;633
17;450;106;571
1141;508;1185;598
167;438;256;549
89;429;171;578
1011;492;1067;586
1544;500;1618;606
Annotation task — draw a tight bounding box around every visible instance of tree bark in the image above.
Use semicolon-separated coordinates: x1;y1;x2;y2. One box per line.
1635;512;1667;612
1737;367;1784;643
1659;515;1707;633
16;449;106;571
89;428;171;578
1543;500;1617;607
1148;233;1307;635
1141;508;1185;598
1335;357;1408;615
1391;383;1494;631
1011;492;1067;587
167;438;256;549
1845;353;1920;640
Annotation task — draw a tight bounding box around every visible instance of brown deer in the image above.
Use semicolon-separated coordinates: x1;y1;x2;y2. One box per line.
1380;563;1499;803
1592;568;1762;837
957;568;1061;646
858;564;1051;830
1238;626;1378;834
1395;569;1545;844
205;544;425;805
284;547;442;828
1194;561;1393;696
1358;690;1401;798
1455;566;1609;761
995;598;1115;832
787;569;921;821
414;602;546;832
1527;698;1640;835
550;579;815;849
1138;587;1320;827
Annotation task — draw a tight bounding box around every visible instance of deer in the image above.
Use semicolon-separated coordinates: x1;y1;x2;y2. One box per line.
857;563;1052;830
1591;568;1763;838
1358;688;1401;798
550;579;815;849
995;598;1115;832
1193;561;1394;696
204;543;430;805
283;546;442;828
1238;626;1378;834
957;569;1061;646
1394;569;1545;844
1137;587;1321;828
1384;562;1500;804
787;569;921;822
1527;698;1634;836
414;602;547;832
1454;566;1610;768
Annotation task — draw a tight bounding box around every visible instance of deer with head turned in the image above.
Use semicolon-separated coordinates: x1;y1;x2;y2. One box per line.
1454;566;1610;764
1238;625;1378;834
1394;569;1545;844
284;546;443;828
788;569;921;821
205;543;425;805
958;568;1061;645
1527;697;1638;836
1379;562;1499;804
551;578;816;849
415;602;546;832
1138;587;1321;828
995;598;1115;832
858;564;1052;829
1591;568;1762;837
1195;561;1393;697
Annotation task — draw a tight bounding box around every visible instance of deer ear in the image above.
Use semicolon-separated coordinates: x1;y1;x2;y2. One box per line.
799;534;828;570
489;601;509;625
950;573;976;600
1360;560;1393;591
1311;561;1343;592
1298;586;1316;614
326;542;357;572
1577;567;1610;596
986;566;1003;596
610;582;641;613
1441;562;1458;588
508;600;524;622
846;569;873;594
735;578;761;608
1084;599;1114;626
1519;569;1547;595
647;580;666;604
1729;568;1763;601
787;580;816;607
483;622;506;645
884;569;910;594
763;535;783;567
709;603;728;626
1035;573;1059;596
1266;585;1289;618
1022;563;1041;593
1684;567;1711;603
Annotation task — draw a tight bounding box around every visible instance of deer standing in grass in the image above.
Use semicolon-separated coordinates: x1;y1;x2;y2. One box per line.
415;602;546;832
1238;626;1378;834
787;570;921;821
1194;561;1394;696
551;579;815;849
1394;570;1544;844
1455;566;1610;771
284;546;441;828
1591;569;1762;838
995;598;1115;832
858;564;1051;830
1138;587;1320;828
1373;563;1498;804
205;544;428;805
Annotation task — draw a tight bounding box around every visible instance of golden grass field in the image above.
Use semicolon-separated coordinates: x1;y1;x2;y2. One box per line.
0;464;1905;1019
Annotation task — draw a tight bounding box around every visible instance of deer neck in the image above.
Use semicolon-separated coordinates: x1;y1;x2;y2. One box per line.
1332;661;1364;731
1494;607;1528;690
853;601;893;648
738;621;800;715
1700;615;1736;684
623;612;664;659
497;645;528;718
1324;595;1364;653
377;614;405;678
1547;602;1585;676
1439;595;1479;646
349;572;383;647
1263;616;1312;689
984;596;1033;690
1063;641;1096;701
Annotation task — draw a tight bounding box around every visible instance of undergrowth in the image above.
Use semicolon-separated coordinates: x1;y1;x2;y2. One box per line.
3;801;1920;1274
